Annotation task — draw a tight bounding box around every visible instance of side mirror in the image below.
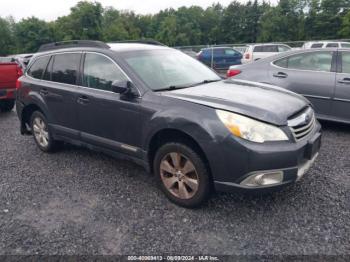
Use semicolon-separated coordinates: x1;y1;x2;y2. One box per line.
111;80;132;95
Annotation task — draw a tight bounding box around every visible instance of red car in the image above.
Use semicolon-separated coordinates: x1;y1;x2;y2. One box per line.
0;59;23;112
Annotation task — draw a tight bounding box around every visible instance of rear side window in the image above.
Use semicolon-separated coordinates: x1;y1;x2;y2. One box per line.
326;43;339;48
341;52;350;74
284;51;333;72
254;45;278;52
83;53;127;91
311;43;323;48
27;56;50;79
341;43;350;48
51;53;81;85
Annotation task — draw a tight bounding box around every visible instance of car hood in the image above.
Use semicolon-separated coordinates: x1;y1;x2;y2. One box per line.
162;79;310;126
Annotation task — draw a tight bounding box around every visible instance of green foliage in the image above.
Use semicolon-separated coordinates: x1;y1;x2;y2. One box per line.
339;10;350;37
0;17;15;55
14;17;54;53
1;0;350;55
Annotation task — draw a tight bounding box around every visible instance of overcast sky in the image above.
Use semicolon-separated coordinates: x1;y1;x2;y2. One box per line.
1;0;277;21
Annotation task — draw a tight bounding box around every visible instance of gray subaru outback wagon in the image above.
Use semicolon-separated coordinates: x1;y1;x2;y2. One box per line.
16;40;322;207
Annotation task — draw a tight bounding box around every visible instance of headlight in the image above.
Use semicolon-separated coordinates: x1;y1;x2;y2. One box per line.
216;110;288;143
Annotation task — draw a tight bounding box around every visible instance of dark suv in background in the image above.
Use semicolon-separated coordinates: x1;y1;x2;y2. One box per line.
16;40;321;207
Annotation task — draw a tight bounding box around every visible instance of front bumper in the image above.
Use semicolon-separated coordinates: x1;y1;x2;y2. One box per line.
209;123;322;193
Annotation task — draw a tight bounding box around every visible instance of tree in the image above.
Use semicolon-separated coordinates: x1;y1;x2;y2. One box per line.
54;1;103;40
339;9;350;38
14;17;54;53
258;0;305;42
0;17;15;55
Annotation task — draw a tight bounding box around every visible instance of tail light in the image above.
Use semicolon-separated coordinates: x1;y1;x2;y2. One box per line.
16;66;23;77
16;78;22;89
244;53;250;60
226;69;241;78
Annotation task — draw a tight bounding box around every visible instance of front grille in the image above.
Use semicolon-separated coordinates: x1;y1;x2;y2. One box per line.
288;107;316;141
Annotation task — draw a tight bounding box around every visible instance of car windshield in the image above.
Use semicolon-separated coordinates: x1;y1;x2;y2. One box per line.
122;49;221;91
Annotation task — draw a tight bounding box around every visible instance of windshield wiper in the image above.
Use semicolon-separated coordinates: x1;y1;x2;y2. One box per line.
154;79;221;92
154;85;192;92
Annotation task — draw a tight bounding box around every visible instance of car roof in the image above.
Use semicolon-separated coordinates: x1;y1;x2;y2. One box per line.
107;43;170;52
247;43;288;47
31;43;172;60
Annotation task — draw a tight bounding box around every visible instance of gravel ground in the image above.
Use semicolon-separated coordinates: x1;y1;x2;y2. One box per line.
0;109;349;256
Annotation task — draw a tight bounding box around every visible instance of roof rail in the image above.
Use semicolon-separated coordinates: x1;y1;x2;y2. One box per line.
38;40;110;52
110;39;166;46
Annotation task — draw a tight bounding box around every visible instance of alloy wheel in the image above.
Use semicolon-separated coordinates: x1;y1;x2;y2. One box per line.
160;152;199;199
32;117;49;148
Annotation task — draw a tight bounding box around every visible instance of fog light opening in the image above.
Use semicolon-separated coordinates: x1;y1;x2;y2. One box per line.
241;171;284;187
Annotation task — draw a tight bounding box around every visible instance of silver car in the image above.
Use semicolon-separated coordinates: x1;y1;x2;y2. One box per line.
227;48;350;124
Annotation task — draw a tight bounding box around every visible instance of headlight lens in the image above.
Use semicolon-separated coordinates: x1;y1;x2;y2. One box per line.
216;110;288;143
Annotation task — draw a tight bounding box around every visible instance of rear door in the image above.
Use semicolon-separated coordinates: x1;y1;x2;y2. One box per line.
269;50;336;117
333;51;350;122
41;52;82;139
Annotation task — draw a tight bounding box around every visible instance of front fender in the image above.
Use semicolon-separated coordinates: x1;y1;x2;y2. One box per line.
141;105;229;152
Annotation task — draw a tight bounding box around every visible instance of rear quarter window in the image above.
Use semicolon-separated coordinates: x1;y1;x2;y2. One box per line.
27;56;50;79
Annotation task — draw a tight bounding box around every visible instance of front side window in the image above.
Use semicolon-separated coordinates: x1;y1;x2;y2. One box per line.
224;49;237;55
27;56;50;79
123;50;220;91
341;52;350;74
287;51;333;72
51;53;81;85
83;53;127;91
278;45;291;52
274;57;288;68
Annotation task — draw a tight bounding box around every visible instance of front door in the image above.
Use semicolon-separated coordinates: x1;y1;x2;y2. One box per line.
77;52;142;156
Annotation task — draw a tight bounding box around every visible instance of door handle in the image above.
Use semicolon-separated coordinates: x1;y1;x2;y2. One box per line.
338;78;350;84
273;72;288;78
40;88;49;96
77;95;90;105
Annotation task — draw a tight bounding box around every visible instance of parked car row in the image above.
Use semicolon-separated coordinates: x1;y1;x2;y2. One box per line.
227;48;350;124
15;40;321;207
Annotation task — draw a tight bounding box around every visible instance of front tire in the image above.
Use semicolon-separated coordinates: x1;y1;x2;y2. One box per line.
30;111;57;152
154;142;211;208
0;99;15;112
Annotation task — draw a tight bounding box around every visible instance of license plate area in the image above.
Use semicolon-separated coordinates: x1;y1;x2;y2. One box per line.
305;133;321;160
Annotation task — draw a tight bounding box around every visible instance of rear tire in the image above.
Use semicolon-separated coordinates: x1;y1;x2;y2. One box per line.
154;142;211;208
30;111;58;152
0;100;15;112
